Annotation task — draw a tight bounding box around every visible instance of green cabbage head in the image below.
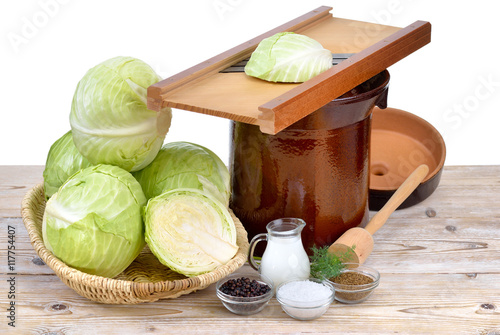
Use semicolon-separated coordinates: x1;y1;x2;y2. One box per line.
133;141;230;205
144;188;238;277
245;32;333;83
42;164;147;278
70;56;172;172
43;130;92;200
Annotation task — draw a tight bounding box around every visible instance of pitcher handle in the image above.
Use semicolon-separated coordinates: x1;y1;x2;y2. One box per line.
248;233;268;271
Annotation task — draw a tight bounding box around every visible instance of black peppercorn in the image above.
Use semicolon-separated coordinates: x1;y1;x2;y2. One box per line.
219;277;271;297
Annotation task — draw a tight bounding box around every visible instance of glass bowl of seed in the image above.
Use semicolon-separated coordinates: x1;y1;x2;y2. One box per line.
326;263;380;304
216;272;274;315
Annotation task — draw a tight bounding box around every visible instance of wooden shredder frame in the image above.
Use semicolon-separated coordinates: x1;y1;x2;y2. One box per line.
147;6;431;134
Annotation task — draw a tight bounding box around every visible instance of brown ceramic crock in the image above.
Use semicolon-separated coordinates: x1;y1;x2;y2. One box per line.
229;70;391;254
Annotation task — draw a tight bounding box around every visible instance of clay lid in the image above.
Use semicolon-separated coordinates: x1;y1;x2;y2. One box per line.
369;107;446;210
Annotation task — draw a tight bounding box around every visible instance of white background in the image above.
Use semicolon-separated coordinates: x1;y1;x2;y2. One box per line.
1;0;499;167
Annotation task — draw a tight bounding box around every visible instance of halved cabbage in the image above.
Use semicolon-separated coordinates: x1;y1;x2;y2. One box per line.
245;32;333;83
43;130;92;200
144;188;238;277
133;141;230;205
70;56;172;172
42;164;146;278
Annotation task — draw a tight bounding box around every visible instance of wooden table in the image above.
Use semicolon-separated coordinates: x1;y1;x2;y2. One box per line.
1;165;499;334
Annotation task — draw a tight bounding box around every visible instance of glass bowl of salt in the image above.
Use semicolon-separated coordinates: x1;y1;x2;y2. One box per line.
276;278;335;321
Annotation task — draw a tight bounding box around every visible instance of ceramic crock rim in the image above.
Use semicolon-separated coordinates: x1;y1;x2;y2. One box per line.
330;70;390;105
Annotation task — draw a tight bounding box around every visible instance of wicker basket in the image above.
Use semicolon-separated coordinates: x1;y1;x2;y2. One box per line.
21;183;250;304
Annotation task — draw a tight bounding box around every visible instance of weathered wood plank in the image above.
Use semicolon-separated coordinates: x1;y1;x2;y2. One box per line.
4;272;500;334
1;165;500;334
0;165;43;218
5;235;500;276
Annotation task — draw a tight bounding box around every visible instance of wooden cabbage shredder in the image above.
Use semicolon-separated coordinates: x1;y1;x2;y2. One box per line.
147;6;431;254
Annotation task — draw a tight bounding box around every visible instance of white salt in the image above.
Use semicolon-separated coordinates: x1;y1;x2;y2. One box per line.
277;280;332;307
277;280;334;320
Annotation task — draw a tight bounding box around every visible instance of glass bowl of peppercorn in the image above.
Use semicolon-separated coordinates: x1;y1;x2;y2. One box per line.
326;263;380;304
216;272;274;315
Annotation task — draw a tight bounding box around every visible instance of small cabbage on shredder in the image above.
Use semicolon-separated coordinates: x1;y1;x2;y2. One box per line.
133;141;230;206
143;189;238;277
43;130;92;200
42;164;147;278
244;32;333;83
70;56;172;172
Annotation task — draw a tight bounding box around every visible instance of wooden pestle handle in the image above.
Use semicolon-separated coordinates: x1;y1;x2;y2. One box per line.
364;164;429;235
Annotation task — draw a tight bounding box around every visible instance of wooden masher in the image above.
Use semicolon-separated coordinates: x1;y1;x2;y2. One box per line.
328;164;430;264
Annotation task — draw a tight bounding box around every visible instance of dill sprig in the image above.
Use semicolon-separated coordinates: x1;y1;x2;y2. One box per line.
309;245;356;280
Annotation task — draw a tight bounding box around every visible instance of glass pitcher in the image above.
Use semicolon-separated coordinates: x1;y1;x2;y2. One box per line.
248;218;310;287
